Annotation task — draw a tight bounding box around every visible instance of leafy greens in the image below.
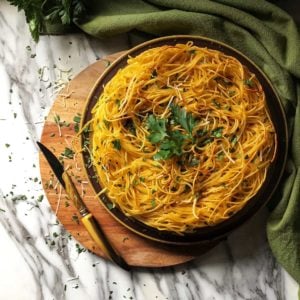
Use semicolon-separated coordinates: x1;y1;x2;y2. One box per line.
7;0;86;42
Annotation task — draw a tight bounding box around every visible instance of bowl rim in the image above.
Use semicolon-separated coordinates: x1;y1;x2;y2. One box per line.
80;35;288;245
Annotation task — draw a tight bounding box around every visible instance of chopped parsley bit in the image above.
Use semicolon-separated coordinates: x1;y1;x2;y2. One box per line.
61;147;75;159
13;113;17;118
5;143;10;148
76;243;86;254
211;127;224;138
115;99;121;107
71;214;79;224
230;135;238;145
151;199;156;207
64;284;67;292
30;54;36;58
189;49;197;55
103;119;110;129
106;202;114;210
244;79;254;87
216;152;224;161
26;45;31;51
73;114;81;133
65;201;70;207
33;177;38;182
112;139;121;151
50;133;55;137
0;208;5;212
53;232;59;238
37;195;44;202
212;99;221;108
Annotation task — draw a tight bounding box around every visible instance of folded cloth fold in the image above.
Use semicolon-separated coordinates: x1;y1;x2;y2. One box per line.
48;0;300;295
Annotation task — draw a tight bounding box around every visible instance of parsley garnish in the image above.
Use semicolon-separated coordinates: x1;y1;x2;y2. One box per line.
147;104;197;160
244;79;254;88
112;139;121;151
7;0;86;42
170;104;196;137
151;199;156;207
61;147;75;159
211;127;224;138
73;114;81;133
147;115;168;144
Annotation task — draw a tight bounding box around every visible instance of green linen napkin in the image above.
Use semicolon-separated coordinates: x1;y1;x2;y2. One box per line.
52;0;300;294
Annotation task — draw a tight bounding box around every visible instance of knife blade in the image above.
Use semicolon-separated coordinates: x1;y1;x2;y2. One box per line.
37;141;130;271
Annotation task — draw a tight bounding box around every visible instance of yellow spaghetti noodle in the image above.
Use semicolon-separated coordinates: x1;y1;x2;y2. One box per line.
89;43;276;233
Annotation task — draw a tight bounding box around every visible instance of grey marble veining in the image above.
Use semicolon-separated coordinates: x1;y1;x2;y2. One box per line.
0;2;298;299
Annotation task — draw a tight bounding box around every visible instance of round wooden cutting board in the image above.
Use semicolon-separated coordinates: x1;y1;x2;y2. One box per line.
39;51;218;268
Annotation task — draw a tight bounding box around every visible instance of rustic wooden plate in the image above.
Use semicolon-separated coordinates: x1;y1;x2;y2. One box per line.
81;35;288;245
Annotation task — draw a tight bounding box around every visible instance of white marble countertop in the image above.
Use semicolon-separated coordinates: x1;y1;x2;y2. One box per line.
0;2;298;300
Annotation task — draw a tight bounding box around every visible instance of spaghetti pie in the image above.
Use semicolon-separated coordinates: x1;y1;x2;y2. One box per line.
88;43;276;233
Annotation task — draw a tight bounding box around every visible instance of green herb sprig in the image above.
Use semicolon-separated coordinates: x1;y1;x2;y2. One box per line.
7;0;86;42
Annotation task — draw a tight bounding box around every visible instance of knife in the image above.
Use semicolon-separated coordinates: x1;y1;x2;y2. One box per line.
37;141;130;271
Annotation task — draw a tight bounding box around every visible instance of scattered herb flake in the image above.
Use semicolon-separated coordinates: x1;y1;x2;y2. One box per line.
211;127;224;138
37;195;44;202
151;199;156;207
61;147;75;159
212;99;221;108
106;202;114;210
112;139;121;151
244;79;254;87
71;214;79;224
5;143;10;148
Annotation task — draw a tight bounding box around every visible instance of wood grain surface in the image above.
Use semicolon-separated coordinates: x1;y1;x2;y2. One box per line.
39;51;217;268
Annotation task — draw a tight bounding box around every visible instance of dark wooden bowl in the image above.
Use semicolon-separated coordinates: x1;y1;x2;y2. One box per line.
81;35;288;245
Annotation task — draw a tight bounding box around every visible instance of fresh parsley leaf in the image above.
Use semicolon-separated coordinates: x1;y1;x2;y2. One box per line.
244;79;254;87
61;147;75;159
211;127;224;138
147;115;168;144
153;130;186;160
170;104;196;136
8;0;86;42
